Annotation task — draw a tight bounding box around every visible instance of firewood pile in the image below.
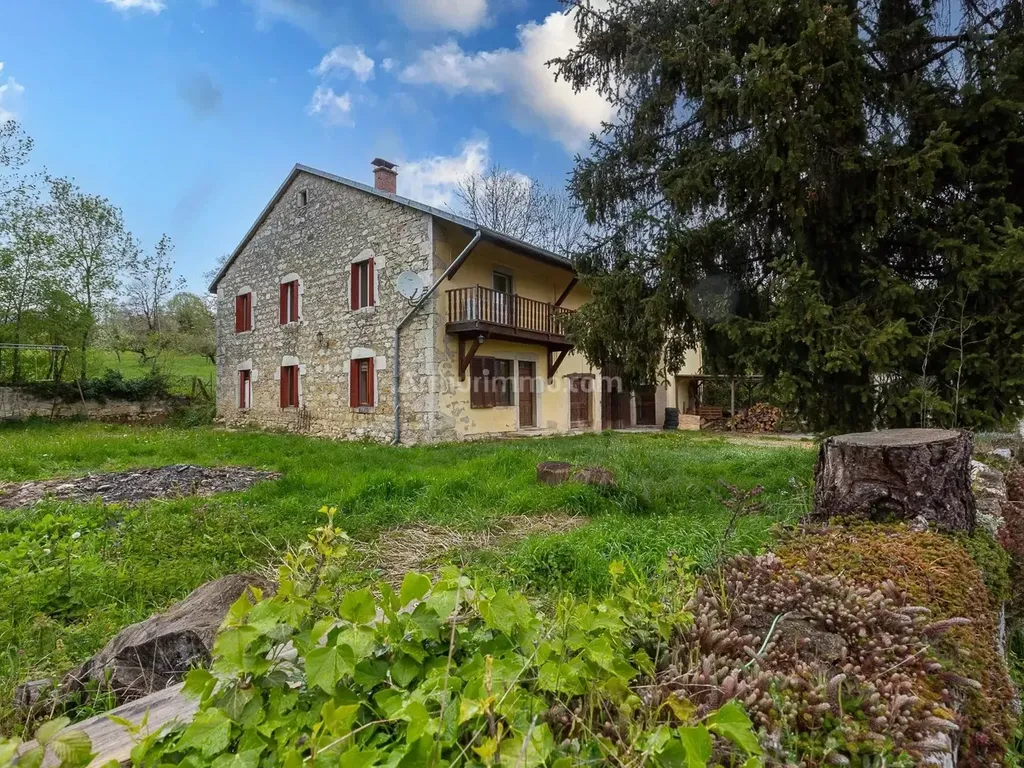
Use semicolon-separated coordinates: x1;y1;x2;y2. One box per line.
726;403;783;433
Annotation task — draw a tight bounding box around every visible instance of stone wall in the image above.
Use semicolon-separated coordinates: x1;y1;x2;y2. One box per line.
0;387;171;423
214;170;437;443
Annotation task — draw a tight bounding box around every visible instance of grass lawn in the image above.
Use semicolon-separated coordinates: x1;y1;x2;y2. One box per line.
0;422;815;734
85;350;216;395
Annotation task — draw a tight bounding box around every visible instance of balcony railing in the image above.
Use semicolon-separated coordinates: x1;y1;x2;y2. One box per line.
446;285;573;339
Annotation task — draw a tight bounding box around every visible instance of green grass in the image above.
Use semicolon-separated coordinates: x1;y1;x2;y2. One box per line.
0;422;815;734
84;350;215;397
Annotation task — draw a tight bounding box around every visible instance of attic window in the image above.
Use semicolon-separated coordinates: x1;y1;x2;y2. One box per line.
298;189;308;207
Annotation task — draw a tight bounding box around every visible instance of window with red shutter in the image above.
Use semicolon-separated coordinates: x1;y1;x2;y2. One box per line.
280;365;299;408
238;369;251;409
470;357;512;409
350;357;375;407
280;281;299;324
350;261;374;310
235;293;252;333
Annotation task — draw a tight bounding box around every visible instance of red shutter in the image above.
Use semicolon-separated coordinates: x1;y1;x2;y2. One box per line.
350;359;359;407
351;264;360;310
291;366;300;407
290;282;300;322
235;296;243;333
280;368;288;408
366;357;375;406
279;285;288;325
367;258;375;307
238;371;245;408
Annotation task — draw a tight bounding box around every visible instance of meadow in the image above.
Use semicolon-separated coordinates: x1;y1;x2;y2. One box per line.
0;421;816;734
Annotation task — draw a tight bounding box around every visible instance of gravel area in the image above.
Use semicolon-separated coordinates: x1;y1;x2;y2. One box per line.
0;464;280;509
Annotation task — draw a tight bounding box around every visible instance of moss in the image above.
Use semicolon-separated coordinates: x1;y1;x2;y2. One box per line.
960;529;1013;604
777;524;1016;767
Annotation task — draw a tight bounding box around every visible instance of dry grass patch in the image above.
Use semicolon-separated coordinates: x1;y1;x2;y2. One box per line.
356;514;589;584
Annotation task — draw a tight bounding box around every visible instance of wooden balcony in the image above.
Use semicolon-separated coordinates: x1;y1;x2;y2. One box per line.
446;285;574;347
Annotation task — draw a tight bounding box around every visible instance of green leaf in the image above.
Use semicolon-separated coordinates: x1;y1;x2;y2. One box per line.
399;572;431;606
225;592;254;625
176;709;232;757
340;746;381;768
213;625;260;670
35;717;70;746
0;739;21;766
182;668;216;700
321;700;361;736
305;644;355;693
707;701;762;756
340;588;377;625
211;749;261;768
678;726;713;768
51;729;94;766
15;746;44;768
390;654;421;688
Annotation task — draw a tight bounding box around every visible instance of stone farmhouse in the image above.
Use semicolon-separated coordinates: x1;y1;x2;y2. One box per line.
209;159;703;444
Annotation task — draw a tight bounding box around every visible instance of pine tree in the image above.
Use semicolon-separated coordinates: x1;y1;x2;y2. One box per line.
557;0;1024;431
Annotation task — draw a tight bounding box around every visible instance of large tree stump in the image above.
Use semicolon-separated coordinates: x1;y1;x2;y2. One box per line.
812;428;976;533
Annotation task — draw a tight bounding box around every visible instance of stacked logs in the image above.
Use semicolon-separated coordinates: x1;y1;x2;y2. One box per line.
726;403;783;433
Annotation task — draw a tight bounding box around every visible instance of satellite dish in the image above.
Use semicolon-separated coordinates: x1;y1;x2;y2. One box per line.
395;270;425;301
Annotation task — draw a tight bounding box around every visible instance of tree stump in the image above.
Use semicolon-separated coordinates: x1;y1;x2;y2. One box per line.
812;428;976;533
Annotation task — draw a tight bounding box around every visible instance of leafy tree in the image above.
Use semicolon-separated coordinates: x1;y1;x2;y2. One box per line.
556;0;1024;431
47;177;133;379
120;234;185;367
167;291;216;363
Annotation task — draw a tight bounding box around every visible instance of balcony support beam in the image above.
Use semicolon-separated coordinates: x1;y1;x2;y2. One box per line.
547;348;569;383
554;277;578;308
458;335;484;382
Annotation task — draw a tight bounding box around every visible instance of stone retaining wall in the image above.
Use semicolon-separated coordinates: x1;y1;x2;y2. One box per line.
0;387;171;423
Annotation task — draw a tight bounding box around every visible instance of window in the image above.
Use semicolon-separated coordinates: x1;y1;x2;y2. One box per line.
470;357;514;408
280;365;299;408
235;292;252;333
298;189;308;207
350;357;375;407
280;280;300;324
238;369;252;409
350;259;375;310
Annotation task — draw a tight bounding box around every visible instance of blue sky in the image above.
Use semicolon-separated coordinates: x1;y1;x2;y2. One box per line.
0;0;610;293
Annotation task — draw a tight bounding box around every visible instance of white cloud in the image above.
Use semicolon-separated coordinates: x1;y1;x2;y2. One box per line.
0;63;25;123
394;0;488;34
399;10;614;151
102;0;166;12
314;45;375;82
400;138;489;208
381;58;395;73
307;86;353;125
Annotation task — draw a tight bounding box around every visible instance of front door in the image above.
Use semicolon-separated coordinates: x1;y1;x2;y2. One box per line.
519;361;536;428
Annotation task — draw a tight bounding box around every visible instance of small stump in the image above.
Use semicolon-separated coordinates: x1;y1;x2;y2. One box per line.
573;466;616;488
537;462;573;486
812;428;976;533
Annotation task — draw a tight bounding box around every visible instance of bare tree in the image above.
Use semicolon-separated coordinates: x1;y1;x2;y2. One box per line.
123;234;185;366
453;164;589;256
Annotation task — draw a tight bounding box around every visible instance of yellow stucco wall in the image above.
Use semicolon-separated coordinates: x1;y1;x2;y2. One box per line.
427;221;699;439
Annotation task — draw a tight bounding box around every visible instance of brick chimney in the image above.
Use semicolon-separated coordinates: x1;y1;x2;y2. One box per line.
371;158;398;194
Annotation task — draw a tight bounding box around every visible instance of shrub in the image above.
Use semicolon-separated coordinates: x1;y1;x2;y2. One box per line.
15;369;174;404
